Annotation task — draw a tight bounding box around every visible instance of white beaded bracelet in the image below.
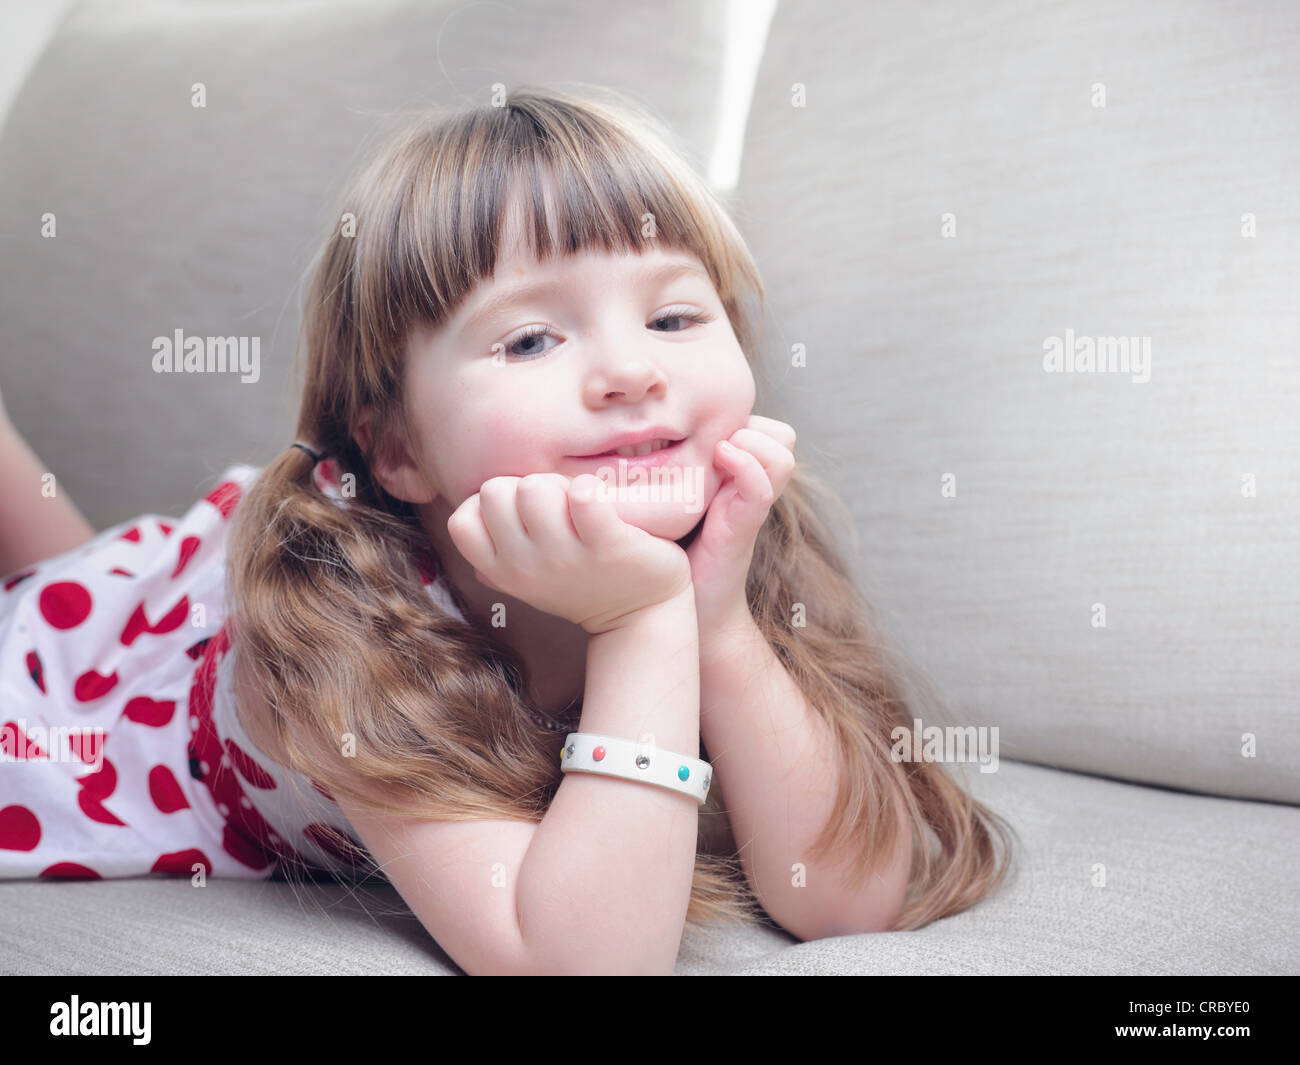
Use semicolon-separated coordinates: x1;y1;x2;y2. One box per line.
559;732;713;805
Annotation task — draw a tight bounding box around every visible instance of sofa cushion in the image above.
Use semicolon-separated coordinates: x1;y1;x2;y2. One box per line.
1;759;1293;974
734;0;1300;804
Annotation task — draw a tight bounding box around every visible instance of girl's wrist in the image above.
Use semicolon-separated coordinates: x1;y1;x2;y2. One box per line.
698;601;760;666
695;583;750;629
584;582;697;636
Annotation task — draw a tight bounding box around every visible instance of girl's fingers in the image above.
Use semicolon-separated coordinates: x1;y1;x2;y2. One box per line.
717;441;775;508
722;429;795;498
730;427;795;470
567;474;625;548
446;494;496;570
476;476;529;558
744;415;796;453
514;473;576;544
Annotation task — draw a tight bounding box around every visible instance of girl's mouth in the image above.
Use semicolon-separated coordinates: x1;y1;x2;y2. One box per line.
570;438;687;465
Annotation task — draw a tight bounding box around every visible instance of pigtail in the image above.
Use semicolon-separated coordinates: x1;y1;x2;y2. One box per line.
745;465;1020;931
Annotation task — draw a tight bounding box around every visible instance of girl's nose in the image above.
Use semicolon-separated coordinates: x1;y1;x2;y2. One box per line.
585;354;669;405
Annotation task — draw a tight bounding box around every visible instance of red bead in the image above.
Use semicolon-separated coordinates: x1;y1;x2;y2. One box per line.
593;746;606;761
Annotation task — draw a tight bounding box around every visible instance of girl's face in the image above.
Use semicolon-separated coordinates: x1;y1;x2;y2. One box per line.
394;233;756;544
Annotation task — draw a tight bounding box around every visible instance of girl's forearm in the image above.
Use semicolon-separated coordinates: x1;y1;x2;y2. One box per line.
0;414;96;576
516;587;701;975
698;618;912;940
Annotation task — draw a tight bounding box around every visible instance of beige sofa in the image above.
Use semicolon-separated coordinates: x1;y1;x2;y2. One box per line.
1;0;1296;975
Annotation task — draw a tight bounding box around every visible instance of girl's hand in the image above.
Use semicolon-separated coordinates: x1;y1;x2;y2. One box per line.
447;472;693;635
687;415;797;633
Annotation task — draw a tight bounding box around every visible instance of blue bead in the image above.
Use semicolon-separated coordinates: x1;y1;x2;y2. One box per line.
677;765;690;781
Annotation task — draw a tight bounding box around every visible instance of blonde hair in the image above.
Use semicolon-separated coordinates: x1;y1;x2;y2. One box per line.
226;84;1018;941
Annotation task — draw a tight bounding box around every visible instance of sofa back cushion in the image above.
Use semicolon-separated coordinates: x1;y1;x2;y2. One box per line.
734;0;1300;803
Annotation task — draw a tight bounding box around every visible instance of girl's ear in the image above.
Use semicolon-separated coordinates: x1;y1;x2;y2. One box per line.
353;407;437;505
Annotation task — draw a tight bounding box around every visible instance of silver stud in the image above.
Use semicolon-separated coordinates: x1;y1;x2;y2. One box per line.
566;743;575;758
635;754;649;769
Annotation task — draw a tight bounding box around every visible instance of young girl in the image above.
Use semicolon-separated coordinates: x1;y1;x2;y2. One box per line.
0;85;1016;974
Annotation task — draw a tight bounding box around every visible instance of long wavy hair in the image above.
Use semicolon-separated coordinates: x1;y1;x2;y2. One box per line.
225;84;1018;942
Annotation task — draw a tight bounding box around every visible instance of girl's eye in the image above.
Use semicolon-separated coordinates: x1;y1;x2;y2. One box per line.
497;308;715;362
650;307;714;333
500;324;558;361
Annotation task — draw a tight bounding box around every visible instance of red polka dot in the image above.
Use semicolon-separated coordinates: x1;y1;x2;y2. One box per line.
184;637;212;661
205;480;241;519
149;765;190;814
77;793;125;827
40;862;101;879
38;581;92;629
78;756;116;796
0;805;41;850
76;757;126;826
4;569;37;591
225;740;277;790
171;535;201;579
73;667;118;703
119;526;142;543
157;521;173;536
152;848;211;876
310;779;336;803
120;595;189;646
108;567;135;577
123;696;176;727
25;650;45;694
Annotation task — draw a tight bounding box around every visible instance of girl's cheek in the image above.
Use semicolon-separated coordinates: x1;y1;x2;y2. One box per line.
730;367;757;421
475;406;534;455
698;363;755;425
466;421;556;487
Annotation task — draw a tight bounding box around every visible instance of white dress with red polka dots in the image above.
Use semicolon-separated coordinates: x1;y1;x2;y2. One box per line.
0;461;465;882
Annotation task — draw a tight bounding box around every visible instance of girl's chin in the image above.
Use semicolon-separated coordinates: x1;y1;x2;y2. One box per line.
609;499;708;543
579;465;723;541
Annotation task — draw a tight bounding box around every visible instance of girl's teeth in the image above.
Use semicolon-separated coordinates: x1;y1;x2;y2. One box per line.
613;439;670;458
